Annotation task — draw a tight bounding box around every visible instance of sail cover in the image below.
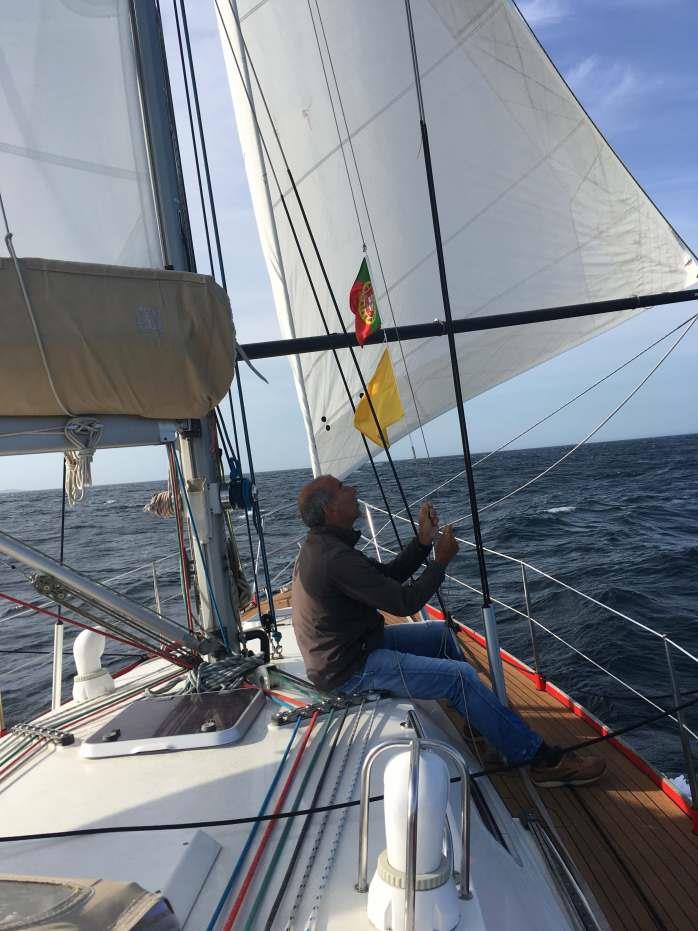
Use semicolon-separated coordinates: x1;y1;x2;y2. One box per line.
0;258;235;419
1;0;162;267
218;0;697;477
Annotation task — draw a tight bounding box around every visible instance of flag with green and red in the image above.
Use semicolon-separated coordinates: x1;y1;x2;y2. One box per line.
349;258;381;346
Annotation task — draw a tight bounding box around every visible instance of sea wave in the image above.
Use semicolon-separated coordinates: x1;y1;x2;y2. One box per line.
546;505;576;514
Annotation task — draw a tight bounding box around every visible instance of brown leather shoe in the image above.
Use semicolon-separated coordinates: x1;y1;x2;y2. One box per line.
529;750;606;788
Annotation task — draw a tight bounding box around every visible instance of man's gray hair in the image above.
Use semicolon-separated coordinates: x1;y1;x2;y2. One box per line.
299;487;332;528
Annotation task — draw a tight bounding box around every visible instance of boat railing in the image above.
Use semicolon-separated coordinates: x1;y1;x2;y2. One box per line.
358;499;698;809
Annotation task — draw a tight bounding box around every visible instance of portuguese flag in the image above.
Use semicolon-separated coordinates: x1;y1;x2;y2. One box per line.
349;258;381;346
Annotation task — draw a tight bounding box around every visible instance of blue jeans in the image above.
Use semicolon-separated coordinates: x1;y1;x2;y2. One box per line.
338;622;543;764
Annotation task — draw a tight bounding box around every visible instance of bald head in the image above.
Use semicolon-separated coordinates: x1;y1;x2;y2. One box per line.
298;475;358;529
298;475;338;528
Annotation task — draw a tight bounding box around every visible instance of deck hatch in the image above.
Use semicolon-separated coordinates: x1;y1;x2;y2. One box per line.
80;688;264;758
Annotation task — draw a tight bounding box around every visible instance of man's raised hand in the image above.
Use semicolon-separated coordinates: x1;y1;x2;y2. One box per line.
434;525;459;566
418;502;439;546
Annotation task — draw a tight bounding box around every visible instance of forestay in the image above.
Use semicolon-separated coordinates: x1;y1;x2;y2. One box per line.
219;0;697;477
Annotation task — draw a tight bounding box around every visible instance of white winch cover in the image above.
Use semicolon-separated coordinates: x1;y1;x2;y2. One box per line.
219;0;697;477
0;258;235;419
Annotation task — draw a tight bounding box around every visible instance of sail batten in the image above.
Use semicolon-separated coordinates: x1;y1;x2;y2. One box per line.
218;0;697;477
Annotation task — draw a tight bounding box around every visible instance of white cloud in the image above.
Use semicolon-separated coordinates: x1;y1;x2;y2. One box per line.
516;0;570;27
564;55;665;129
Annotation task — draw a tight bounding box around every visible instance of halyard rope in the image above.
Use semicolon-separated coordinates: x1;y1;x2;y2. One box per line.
300;699;380;931
221;712;320;931
0;190;72;418
204;717;303;931
248;710;337;931
284;700;367;930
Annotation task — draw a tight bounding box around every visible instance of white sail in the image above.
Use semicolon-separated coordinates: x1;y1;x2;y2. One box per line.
218;0;697;477
1;0;162;267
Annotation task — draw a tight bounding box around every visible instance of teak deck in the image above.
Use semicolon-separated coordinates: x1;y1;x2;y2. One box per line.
450;628;698;931
248;594;698;930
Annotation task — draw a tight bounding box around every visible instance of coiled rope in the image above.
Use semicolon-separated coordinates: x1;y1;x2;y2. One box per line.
64;417;103;506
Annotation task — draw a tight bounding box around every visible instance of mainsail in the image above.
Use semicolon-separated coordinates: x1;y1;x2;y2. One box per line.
1;2;237;422
1;0;162;267
222;0;696;478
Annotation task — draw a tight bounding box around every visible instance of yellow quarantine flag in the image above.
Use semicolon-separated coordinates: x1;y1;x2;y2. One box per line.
353;349;404;448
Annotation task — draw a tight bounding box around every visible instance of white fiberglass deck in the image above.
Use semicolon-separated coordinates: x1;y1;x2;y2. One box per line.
0;620;577;930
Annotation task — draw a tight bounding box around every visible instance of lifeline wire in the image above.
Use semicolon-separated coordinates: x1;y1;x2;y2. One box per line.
448;314;698;524
367;311;698;535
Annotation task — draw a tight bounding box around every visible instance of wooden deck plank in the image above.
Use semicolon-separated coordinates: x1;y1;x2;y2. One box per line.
456;631;698;930
498;660;698;867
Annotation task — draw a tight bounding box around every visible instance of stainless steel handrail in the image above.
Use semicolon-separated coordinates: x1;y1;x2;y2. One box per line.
356;737;471;931
525;814;605;931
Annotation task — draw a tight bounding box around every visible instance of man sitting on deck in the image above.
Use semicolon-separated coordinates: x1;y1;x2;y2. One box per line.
292;475;605;788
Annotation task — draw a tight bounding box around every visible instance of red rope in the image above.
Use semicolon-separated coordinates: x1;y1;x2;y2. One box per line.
0;740;45;781
113;657;148;679
222;712;320;929
168;443;196;634
263;688;305;708
0;592;194;669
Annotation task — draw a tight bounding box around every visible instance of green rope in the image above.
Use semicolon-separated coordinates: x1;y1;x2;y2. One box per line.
0;735;34;769
243;709;336;931
0;670;182;772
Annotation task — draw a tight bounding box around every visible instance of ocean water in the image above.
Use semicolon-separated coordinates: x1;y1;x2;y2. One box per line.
1;433;696;782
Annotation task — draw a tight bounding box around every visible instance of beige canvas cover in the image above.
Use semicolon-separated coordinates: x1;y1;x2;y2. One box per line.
0;258;235;419
0;873;178;929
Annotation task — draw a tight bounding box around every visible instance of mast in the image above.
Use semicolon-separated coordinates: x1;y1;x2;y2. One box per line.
129;1;240;652
403;0;506;701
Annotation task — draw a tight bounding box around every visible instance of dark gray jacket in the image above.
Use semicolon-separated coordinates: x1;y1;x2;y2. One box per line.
292;525;445;690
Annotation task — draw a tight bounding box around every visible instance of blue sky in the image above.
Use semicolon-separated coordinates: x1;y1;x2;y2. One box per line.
3;0;697;490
